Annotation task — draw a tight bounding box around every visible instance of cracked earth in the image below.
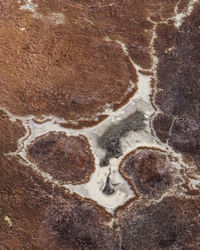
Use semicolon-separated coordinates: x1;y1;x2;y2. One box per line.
0;0;200;249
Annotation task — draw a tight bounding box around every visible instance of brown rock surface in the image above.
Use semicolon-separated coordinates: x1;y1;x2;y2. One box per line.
28;132;95;184
120;148;175;198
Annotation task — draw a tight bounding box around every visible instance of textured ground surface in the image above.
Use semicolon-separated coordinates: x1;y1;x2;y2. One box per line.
0;0;200;249
119;148;178;199
27;132;95;184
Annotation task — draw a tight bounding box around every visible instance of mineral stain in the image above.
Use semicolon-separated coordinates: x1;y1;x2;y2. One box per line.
98;111;146;166
102;172;115;195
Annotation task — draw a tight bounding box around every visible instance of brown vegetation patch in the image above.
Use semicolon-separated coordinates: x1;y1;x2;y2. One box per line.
153;3;200;164
28;132;95;184
118;196;200;249
120;148;175;198
45;194;118;249
0;109;25;154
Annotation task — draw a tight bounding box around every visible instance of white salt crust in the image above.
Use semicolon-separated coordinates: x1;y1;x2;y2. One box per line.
20;0;66;26
20;0;37;12
2;0;199;213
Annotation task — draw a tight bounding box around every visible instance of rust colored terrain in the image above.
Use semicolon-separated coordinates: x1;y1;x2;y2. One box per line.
120;148;178;199
0;0;188;127
0;155;115;249
28;132;95;184
0;109;25;154
0;0;199;249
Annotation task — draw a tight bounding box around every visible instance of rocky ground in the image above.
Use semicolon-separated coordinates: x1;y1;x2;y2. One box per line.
0;0;199;249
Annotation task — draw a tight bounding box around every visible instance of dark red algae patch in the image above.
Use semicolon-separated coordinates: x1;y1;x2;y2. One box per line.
27;132;95;184
119;147;177;199
117;196;200;250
